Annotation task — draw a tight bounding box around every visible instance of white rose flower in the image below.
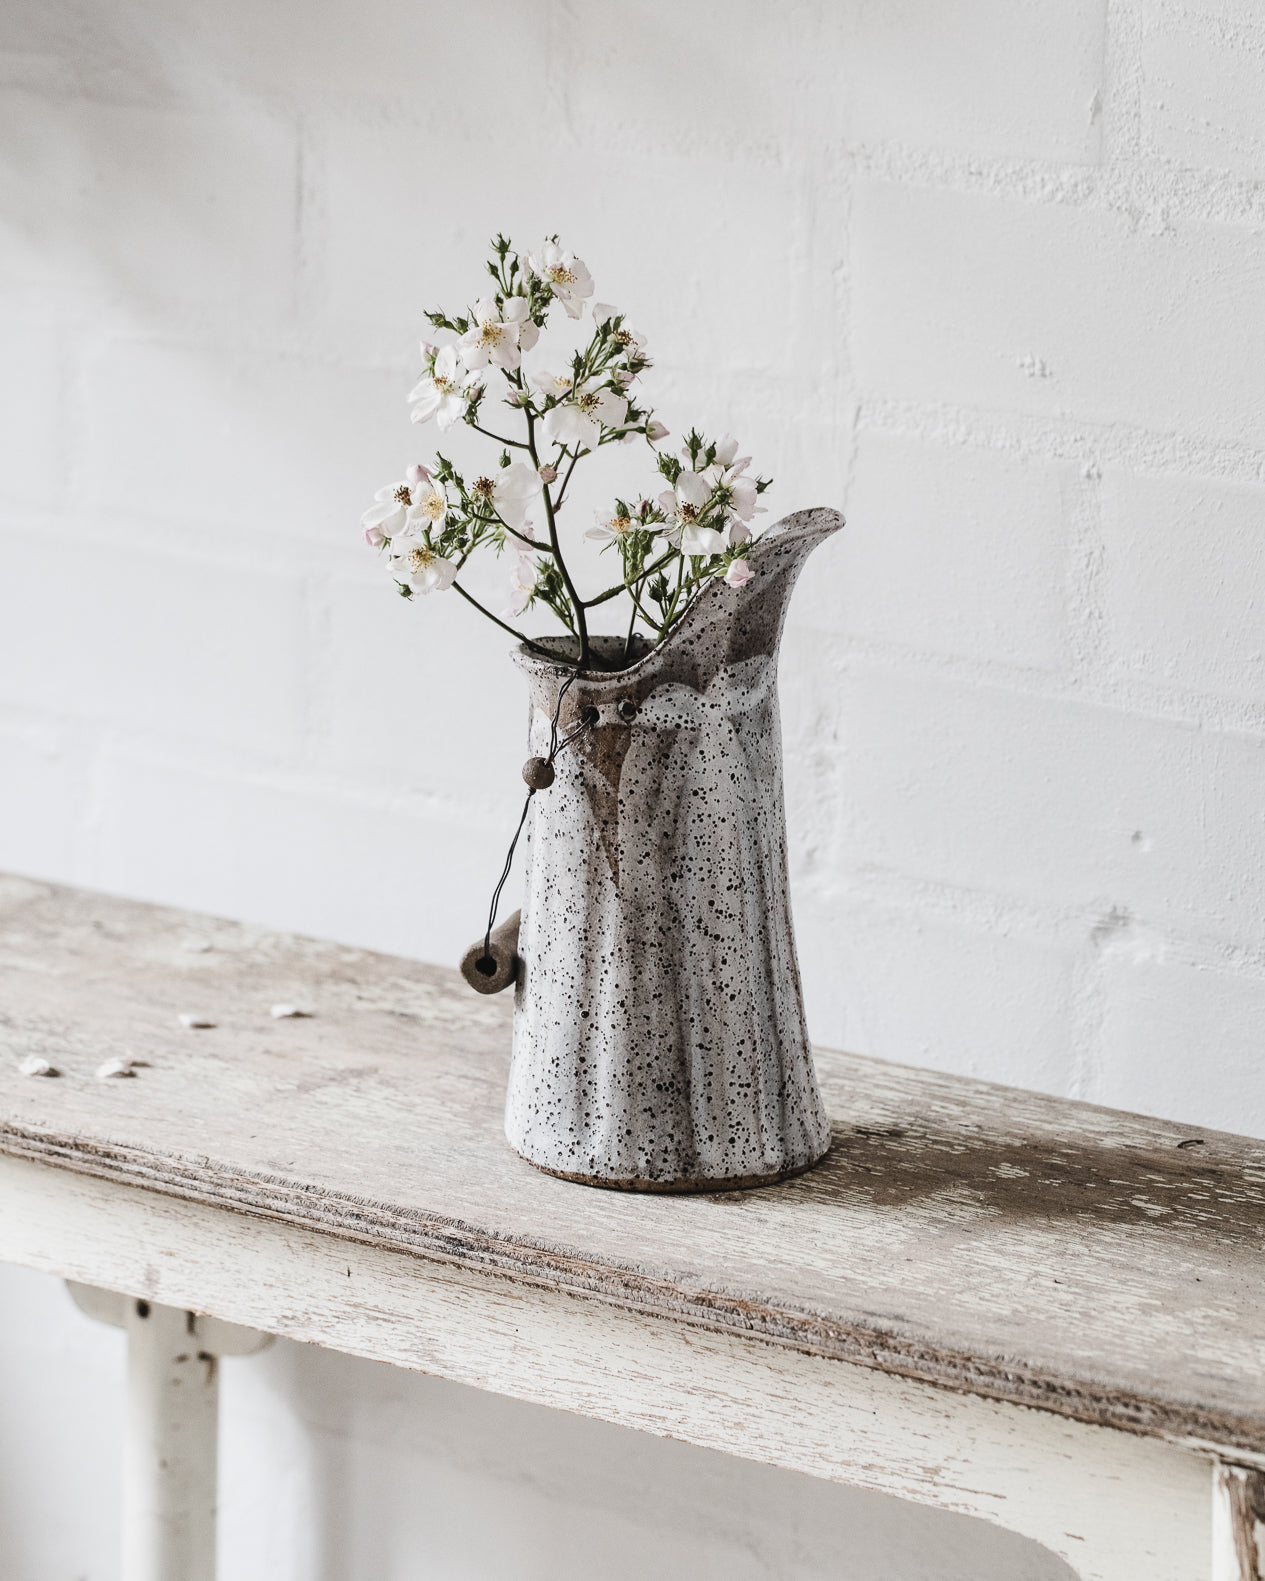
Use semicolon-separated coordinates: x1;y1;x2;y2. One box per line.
408;345;472;431
410;477;449;530
705;442;763;528
592;302;648;357
585;509;638;545
658;471;726;556
459;297;531;372
388;531;457;595
502;548;540;618
361;479;418;546
470;461;541;530
530;369;574;401
542;380;628;451
512;303;540;354
525;240;594;318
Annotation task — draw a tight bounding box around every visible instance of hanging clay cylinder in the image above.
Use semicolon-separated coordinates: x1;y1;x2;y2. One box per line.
505;506;842;1191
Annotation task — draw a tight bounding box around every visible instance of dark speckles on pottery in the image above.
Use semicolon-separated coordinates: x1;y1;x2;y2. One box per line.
506;508;842;1191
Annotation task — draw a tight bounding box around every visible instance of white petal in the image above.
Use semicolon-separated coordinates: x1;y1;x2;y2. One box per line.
544;404;592;447
675;471;710;509
591;390;628;426
502;297;530;323
362;500;402;530
681;524;726;556
495;462;542;503
730;478;759;520
591;302;618;323
434;345;459;378
409;391;441;424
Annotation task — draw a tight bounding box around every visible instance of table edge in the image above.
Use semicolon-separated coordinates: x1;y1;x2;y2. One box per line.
4;1115;1261;1459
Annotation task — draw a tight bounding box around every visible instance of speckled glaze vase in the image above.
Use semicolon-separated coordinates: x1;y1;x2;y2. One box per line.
507;507;842;1191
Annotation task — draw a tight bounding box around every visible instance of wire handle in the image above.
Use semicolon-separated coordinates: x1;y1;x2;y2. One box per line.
475;672;598;977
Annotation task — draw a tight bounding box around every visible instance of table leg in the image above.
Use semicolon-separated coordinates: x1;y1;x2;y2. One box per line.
67;1282;270;1581
123;1298;218;1581
1214;1463;1265;1581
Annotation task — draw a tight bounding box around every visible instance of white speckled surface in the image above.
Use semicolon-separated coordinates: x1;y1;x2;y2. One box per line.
506;511;842;1188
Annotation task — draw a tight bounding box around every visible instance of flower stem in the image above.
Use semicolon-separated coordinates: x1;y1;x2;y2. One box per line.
623;597;639;663
525;409;590;669
470;421;530;450
451;580;553;657
551;448;583;512
583;547;676;608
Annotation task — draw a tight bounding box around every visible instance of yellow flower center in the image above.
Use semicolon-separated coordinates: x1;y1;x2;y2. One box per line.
393;485;411;505
433;373;454;394
404;543;436;573
612;328;633;347
547;264;577;286
611;515;633;536
473;477;495;499
577;391;600;414
680;503;699;523
476;320;505;349
419;489;445;521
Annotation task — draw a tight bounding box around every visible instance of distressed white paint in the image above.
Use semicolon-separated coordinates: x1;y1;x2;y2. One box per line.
1213;1463;1265;1581
4;879;1263;1457
66;1286;270;1581
0;1154;1214;1581
4;878;1263;1581
67;1283;273;1360
121;1298;217;1581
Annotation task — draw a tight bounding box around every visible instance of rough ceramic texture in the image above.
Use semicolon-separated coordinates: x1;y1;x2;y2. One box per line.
506;508;842;1189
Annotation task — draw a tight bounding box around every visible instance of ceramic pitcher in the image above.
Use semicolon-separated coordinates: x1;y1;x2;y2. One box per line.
506;506;842;1190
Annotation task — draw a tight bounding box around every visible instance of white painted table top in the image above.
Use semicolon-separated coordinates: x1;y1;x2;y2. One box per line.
1;873;1262;1458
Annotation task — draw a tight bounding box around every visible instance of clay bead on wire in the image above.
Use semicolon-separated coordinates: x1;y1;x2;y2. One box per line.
522;757;556;790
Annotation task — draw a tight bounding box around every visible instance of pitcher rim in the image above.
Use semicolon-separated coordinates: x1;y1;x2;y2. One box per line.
510;504;843;685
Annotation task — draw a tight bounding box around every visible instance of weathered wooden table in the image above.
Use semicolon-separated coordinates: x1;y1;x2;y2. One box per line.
1;873;1262;1581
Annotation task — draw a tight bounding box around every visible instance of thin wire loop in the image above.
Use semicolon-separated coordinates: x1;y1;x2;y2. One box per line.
478;670;596;970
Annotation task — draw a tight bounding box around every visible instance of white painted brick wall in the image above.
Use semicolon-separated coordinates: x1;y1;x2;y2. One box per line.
2;0;1264;1575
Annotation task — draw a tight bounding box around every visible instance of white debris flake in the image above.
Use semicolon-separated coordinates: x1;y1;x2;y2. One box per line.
178;1013;216;1029
96;1057;135;1080
18;1055;56;1078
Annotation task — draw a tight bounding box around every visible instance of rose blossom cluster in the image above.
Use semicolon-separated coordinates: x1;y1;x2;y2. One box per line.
359;234;770;671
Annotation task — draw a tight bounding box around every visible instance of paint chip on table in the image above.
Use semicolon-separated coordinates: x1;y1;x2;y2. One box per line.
17;1055;57;1078
96;1056;136;1080
269;1003;309;1019
178;1013;217;1029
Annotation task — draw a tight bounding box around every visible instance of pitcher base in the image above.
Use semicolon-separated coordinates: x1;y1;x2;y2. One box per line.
513;1143;830;1194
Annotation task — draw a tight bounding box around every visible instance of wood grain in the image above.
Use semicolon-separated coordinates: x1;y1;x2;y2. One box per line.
1;874;1262;1459
0;1152;1212;1581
